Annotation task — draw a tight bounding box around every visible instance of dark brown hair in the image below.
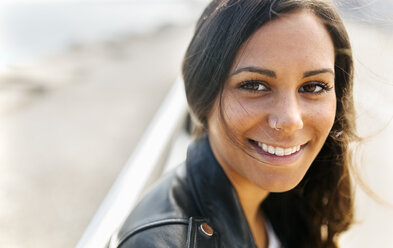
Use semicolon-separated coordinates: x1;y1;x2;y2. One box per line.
182;0;358;247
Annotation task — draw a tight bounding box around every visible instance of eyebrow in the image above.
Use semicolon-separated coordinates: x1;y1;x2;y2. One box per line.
231;66;276;78
303;68;334;78
231;66;334;78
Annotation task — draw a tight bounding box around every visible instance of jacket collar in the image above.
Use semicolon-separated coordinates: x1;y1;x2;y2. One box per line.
186;134;257;247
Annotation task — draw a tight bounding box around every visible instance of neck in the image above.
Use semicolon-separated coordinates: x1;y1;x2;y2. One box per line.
234;177;268;227
239;185;269;248
222;166;269;248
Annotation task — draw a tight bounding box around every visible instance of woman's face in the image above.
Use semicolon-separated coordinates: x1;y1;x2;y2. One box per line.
207;10;336;192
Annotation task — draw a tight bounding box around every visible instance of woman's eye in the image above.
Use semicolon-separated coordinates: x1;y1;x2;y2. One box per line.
239;80;268;91
299;82;331;94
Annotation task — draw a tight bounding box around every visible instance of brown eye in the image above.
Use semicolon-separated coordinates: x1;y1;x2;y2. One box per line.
239;80;268;91
299;82;330;94
302;84;319;92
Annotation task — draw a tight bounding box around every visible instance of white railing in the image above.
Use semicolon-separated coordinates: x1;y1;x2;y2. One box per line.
76;77;190;248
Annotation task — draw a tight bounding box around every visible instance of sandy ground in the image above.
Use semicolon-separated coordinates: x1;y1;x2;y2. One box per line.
0;19;392;248
0;24;194;248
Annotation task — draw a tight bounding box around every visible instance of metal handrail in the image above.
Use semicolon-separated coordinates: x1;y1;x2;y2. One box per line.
76;77;188;248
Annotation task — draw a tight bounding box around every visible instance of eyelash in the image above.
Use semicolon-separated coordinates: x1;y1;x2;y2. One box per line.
238;80;333;95
239;80;269;93
300;81;333;94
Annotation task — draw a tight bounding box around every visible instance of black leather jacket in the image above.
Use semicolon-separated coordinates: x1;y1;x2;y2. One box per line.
107;135;263;248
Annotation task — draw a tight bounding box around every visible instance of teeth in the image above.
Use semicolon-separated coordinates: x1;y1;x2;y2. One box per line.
268;146;275;154
275;147;284;156
284;148;292;155
257;142;302;156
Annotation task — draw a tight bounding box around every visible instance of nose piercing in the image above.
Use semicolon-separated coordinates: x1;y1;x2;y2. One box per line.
273;120;281;131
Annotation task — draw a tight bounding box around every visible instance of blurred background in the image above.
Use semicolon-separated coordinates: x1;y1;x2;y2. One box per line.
0;0;392;247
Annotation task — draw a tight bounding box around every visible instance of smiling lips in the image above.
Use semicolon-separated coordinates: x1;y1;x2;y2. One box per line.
257;142;301;156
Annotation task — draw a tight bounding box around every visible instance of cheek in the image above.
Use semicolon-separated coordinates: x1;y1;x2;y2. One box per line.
306;96;337;135
207;99;248;170
221;95;266;134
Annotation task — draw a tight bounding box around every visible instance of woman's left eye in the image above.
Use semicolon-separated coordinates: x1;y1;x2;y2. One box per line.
239;80;268;92
299;82;331;94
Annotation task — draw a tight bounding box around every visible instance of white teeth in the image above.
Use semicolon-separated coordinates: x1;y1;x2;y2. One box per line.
275;147;284;156
284;148;292;155
268;146;275;154
257;142;302;156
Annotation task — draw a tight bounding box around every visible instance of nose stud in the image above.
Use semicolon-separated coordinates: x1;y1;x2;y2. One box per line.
272;119;281;131
268;111;303;132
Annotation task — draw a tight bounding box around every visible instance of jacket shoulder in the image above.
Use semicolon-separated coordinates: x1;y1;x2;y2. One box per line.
108;217;219;248
108;218;189;248
107;163;219;247
120;163;198;229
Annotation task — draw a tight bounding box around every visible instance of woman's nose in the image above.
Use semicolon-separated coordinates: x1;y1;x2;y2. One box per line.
268;95;304;133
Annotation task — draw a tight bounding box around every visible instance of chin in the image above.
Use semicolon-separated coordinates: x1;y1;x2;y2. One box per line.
252;170;307;193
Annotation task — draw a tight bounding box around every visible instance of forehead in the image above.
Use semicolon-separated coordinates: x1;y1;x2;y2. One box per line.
232;10;335;72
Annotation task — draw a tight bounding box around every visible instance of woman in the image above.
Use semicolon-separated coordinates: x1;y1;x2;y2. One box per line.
108;0;357;247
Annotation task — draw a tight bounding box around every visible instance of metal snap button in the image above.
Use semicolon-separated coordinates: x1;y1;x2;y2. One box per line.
199;223;214;237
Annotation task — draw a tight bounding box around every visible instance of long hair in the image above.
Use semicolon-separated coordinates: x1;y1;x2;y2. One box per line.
182;0;358;247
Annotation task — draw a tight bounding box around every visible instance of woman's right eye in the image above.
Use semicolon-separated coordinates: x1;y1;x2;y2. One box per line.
239;80;268;92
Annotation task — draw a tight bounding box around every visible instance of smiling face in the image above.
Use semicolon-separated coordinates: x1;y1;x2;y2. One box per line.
207;10;337;192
